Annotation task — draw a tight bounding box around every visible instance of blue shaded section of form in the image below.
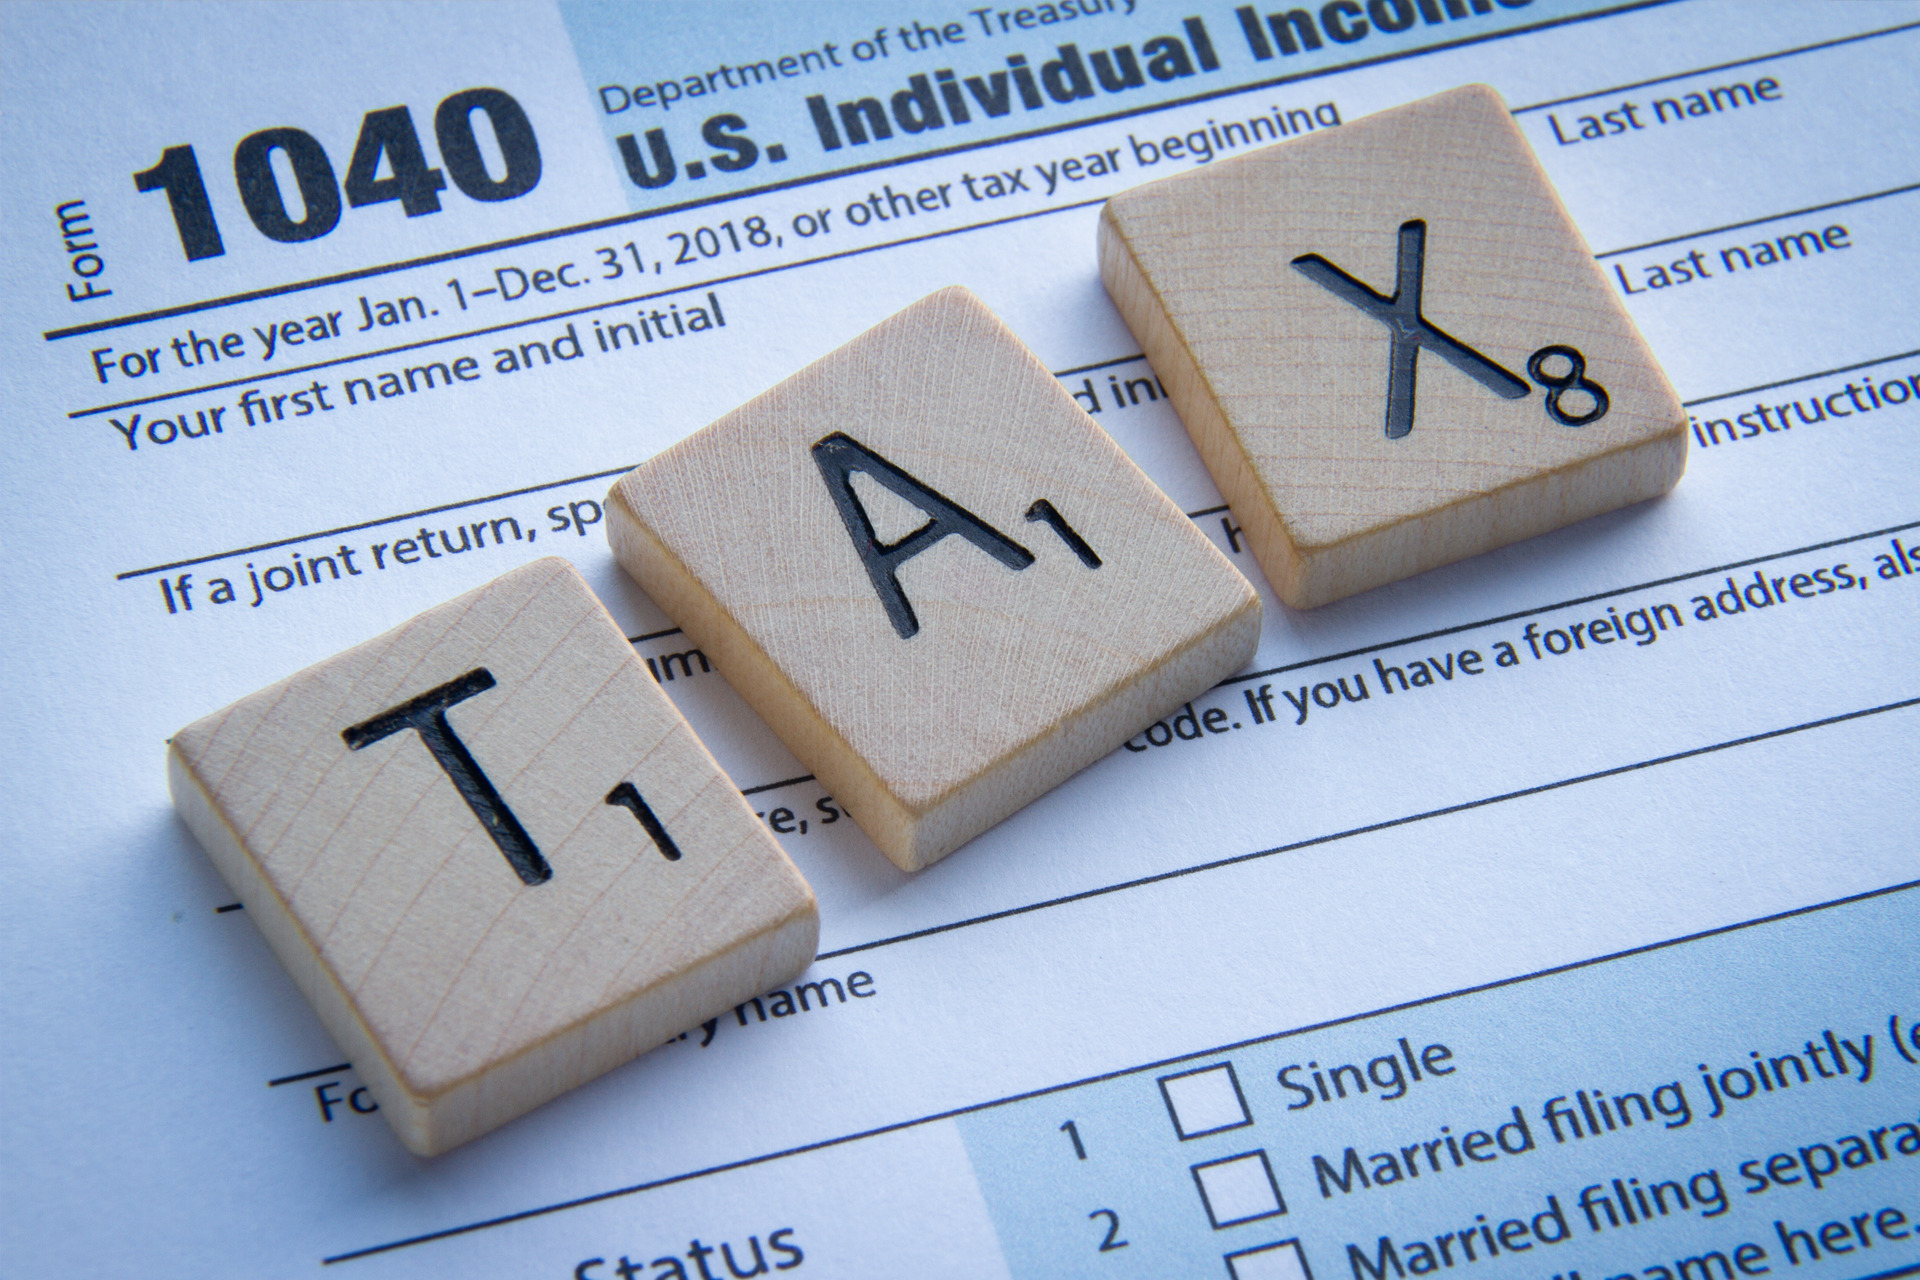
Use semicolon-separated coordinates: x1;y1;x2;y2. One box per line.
556;0;1588;211
957;888;1920;1279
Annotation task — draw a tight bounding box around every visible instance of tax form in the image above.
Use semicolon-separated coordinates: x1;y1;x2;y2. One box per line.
2;2;1916;1276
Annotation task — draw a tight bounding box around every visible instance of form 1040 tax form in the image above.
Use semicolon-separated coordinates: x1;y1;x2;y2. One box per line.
1;1;1916;1275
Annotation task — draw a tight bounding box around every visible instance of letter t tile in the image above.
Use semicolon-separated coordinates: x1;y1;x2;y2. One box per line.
168;557;817;1155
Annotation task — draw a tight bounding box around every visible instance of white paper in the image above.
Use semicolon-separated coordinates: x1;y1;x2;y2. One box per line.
3;2;1916;1276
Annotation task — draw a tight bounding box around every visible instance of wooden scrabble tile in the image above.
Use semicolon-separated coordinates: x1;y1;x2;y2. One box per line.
607;286;1260;872
167;557;817;1155
1099;84;1687;609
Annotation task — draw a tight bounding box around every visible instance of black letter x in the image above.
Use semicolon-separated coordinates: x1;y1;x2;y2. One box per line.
1292;220;1527;439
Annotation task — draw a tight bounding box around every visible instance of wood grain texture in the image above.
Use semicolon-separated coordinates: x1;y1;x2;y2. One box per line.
167;557;817;1155
1100;83;1687;609
607;286;1260;872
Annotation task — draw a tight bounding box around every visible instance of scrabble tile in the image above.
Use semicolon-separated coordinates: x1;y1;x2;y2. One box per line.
167;557;817;1155
607;286;1260;872
1099;83;1687;609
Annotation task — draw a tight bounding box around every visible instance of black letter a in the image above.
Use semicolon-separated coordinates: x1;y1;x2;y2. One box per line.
811;432;1033;638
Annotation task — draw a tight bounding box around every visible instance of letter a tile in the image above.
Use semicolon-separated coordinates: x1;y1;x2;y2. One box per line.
168;558;817;1155
1100;84;1687;608
607;287;1260;872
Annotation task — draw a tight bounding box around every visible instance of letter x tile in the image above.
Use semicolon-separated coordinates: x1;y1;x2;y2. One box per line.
168;557;817;1155
1100;84;1687;608
608;286;1260;872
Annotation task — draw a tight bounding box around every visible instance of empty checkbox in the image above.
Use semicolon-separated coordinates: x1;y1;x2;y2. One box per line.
1192;1149;1286;1228
1159;1061;1253;1139
1227;1238;1315;1280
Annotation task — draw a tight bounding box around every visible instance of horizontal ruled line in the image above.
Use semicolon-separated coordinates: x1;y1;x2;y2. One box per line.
268;1063;351;1088
1509;18;1920;113
1214;516;1920;691
1594;182;1920;260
